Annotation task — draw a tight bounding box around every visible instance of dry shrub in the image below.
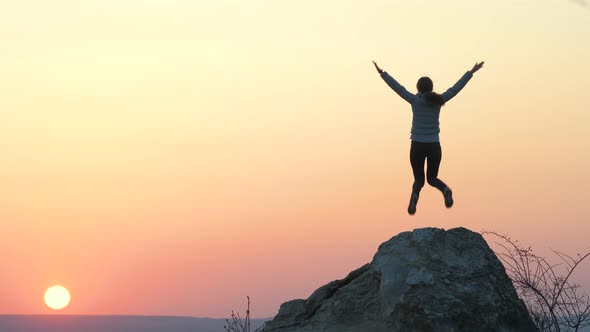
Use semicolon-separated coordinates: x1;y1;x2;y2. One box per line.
483;231;590;332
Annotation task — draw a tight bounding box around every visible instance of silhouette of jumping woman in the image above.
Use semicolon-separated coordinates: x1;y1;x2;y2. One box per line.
373;60;484;215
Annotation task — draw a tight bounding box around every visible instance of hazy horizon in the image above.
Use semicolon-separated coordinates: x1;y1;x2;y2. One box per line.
0;315;267;332
0;314;588;332
1;0;589;320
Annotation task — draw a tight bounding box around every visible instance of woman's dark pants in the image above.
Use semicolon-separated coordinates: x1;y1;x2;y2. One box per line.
410;141;448;194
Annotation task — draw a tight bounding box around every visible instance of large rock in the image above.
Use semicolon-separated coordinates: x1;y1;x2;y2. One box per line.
263;227;536;332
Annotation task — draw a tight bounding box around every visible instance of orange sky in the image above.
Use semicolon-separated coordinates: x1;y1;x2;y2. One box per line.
0;0;589;318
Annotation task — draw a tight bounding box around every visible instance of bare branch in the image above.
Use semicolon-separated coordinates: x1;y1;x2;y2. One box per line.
481;230;590;332
224;296;266;332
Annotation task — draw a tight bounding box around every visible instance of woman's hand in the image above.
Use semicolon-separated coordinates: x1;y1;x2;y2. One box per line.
471;61;484;74
373;60;384;74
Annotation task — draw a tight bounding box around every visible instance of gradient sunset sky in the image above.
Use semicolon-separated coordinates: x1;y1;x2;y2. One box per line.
1;0;589;318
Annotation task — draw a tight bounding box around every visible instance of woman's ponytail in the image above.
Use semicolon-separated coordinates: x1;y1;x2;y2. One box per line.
423;91;445;106
417;77;445;106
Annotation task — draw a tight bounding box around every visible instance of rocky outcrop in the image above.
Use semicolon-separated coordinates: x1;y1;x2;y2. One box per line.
263;227;536;332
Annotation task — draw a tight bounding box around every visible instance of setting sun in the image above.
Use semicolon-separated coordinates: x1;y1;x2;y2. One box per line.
44;286;71;310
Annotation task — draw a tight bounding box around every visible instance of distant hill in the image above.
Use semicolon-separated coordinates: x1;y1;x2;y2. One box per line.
0;315;268;332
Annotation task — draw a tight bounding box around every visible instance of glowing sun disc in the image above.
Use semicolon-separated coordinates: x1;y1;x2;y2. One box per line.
44;286;70;310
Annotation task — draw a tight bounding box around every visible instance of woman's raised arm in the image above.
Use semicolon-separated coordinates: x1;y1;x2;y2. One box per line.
441;61;485;102
373;61;416;104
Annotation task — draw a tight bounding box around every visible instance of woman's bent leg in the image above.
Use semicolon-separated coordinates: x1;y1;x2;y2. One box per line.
426;143;453;207
426;142;448;192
